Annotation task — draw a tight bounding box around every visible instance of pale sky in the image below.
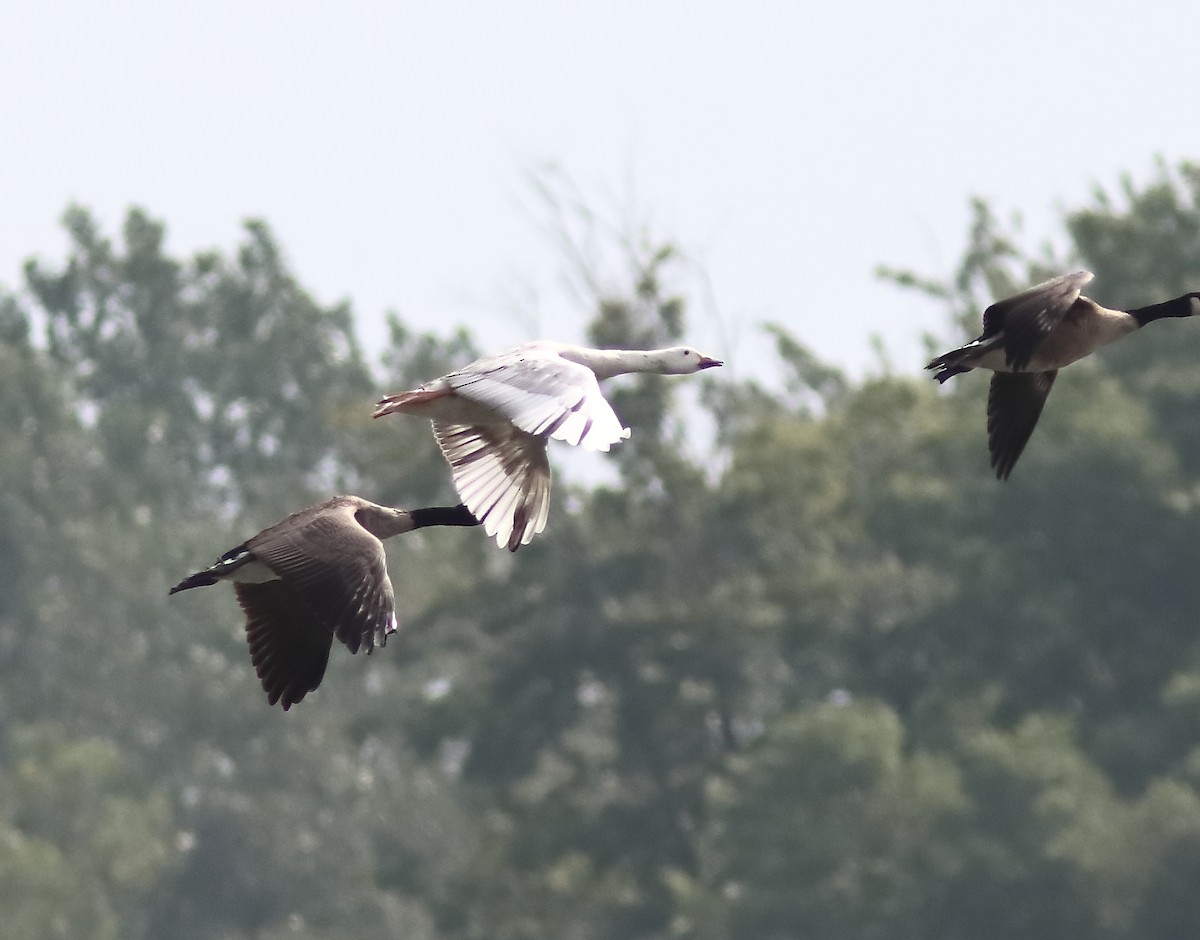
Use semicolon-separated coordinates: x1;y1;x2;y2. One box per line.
3;1;1198;381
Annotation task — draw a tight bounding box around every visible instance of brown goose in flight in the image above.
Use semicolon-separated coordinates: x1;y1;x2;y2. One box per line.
927;272;1200;479
170;496;478;709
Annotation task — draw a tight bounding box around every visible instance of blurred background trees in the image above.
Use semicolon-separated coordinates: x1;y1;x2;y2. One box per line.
3;160;1200;939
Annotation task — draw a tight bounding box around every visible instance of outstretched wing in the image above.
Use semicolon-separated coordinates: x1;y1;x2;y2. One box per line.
982;271;1093;372
446;347;630;452
235;581;333;710
987;370;1058;480
433;421;552;551
247;506;397;654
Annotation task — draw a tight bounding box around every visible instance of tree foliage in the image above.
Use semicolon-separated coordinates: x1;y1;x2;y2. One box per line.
5;162;1200;938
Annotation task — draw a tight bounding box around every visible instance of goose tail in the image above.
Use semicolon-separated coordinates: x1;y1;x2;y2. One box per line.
926;343;981;383
168;570;219;595
372;388;446;419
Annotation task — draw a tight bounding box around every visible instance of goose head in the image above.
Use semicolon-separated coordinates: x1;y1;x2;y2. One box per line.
657;346;724;374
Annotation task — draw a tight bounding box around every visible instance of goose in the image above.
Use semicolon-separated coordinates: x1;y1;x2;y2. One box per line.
927;271;1200;479
372;341;723;550
169;496;479;709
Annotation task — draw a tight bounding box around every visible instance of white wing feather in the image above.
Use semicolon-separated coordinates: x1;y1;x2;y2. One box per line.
433;421;553;551
445;348;630;452
420;346;631;550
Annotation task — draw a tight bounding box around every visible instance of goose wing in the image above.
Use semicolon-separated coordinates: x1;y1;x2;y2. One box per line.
446;346;630;452
433;420;552;551
235;581;332;710
246;505;398;655
982;271;1093;371
987;370;1058;480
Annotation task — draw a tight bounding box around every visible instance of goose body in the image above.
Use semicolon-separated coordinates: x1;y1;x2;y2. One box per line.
927;272;1200;479
169;496;478;709
373;341;722;550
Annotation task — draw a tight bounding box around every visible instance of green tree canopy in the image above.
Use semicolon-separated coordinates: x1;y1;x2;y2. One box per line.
4;162;1200;938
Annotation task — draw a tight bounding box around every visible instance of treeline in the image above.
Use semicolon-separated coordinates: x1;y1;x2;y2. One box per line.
3;163;1200;939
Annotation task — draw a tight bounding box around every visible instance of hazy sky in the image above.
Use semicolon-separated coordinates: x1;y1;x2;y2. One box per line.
3;1;1198;380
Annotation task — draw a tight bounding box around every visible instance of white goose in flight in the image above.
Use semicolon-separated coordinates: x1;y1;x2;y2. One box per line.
373;342;723;550
170;496;479;709
927;271;1200;479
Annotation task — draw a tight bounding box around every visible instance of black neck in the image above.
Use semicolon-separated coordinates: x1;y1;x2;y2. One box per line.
409;505;480;529
1129;293;1200;327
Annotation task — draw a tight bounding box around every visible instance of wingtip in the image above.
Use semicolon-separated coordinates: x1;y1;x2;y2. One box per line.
992;448;1019;481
